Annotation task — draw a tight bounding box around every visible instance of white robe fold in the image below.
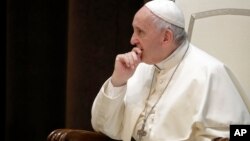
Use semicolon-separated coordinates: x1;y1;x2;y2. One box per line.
91;41;250;141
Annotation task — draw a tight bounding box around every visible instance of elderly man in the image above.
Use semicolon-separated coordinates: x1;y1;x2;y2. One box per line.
91;0;250;141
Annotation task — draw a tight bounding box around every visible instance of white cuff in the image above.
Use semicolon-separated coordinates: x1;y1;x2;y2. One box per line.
104;78;127;99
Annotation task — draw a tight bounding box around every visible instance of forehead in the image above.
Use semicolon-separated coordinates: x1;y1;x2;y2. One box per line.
132;7;153;27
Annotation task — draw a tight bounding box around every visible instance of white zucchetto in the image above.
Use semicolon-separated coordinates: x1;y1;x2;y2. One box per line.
145;0;185;28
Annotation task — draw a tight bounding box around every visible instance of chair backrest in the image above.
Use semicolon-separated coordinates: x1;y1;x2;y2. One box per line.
186;8;250;111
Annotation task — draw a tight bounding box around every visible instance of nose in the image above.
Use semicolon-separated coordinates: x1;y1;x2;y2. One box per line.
130;32;139;46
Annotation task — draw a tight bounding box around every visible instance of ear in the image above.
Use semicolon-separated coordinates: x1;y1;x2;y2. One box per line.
163;29;173;44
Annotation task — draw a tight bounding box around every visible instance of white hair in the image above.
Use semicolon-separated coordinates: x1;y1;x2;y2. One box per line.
151;14;187;46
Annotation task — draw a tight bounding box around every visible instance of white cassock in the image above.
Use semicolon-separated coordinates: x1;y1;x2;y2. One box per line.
91;40;250;141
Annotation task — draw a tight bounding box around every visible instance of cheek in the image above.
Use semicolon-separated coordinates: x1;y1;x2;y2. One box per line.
142;41;157;58
144;40;163;58
145;39;161;50
140;33;162;52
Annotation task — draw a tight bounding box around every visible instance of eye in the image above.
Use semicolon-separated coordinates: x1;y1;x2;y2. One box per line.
137;29;142;34
136;28;144;36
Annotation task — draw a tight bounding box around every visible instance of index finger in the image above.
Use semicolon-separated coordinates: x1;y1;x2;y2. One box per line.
132;47;142;56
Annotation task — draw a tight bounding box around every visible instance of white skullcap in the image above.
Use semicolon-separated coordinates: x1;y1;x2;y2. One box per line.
145;0;185;28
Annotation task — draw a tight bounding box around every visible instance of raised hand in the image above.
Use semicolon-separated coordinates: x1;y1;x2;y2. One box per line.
111;47;142;87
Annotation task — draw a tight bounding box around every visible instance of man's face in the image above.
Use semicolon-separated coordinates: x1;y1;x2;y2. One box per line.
131;7;165;64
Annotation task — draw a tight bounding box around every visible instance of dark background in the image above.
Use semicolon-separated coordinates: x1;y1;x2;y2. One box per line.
5;0;147;141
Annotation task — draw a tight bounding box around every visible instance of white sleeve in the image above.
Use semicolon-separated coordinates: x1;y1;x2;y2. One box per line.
91;78;127;140
104;78;127;99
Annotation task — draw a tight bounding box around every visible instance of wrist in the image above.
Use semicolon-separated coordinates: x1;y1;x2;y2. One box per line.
111;76;127;87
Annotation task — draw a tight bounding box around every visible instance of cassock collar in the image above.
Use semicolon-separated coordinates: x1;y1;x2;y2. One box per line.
155;40;189;71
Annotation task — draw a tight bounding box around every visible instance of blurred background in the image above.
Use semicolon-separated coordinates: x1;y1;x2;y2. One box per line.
6;0;144;141
5;0;250;141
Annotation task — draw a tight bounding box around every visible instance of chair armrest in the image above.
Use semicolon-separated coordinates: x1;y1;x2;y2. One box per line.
47;129;229;141
47;129;112;141
212;137;229;141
